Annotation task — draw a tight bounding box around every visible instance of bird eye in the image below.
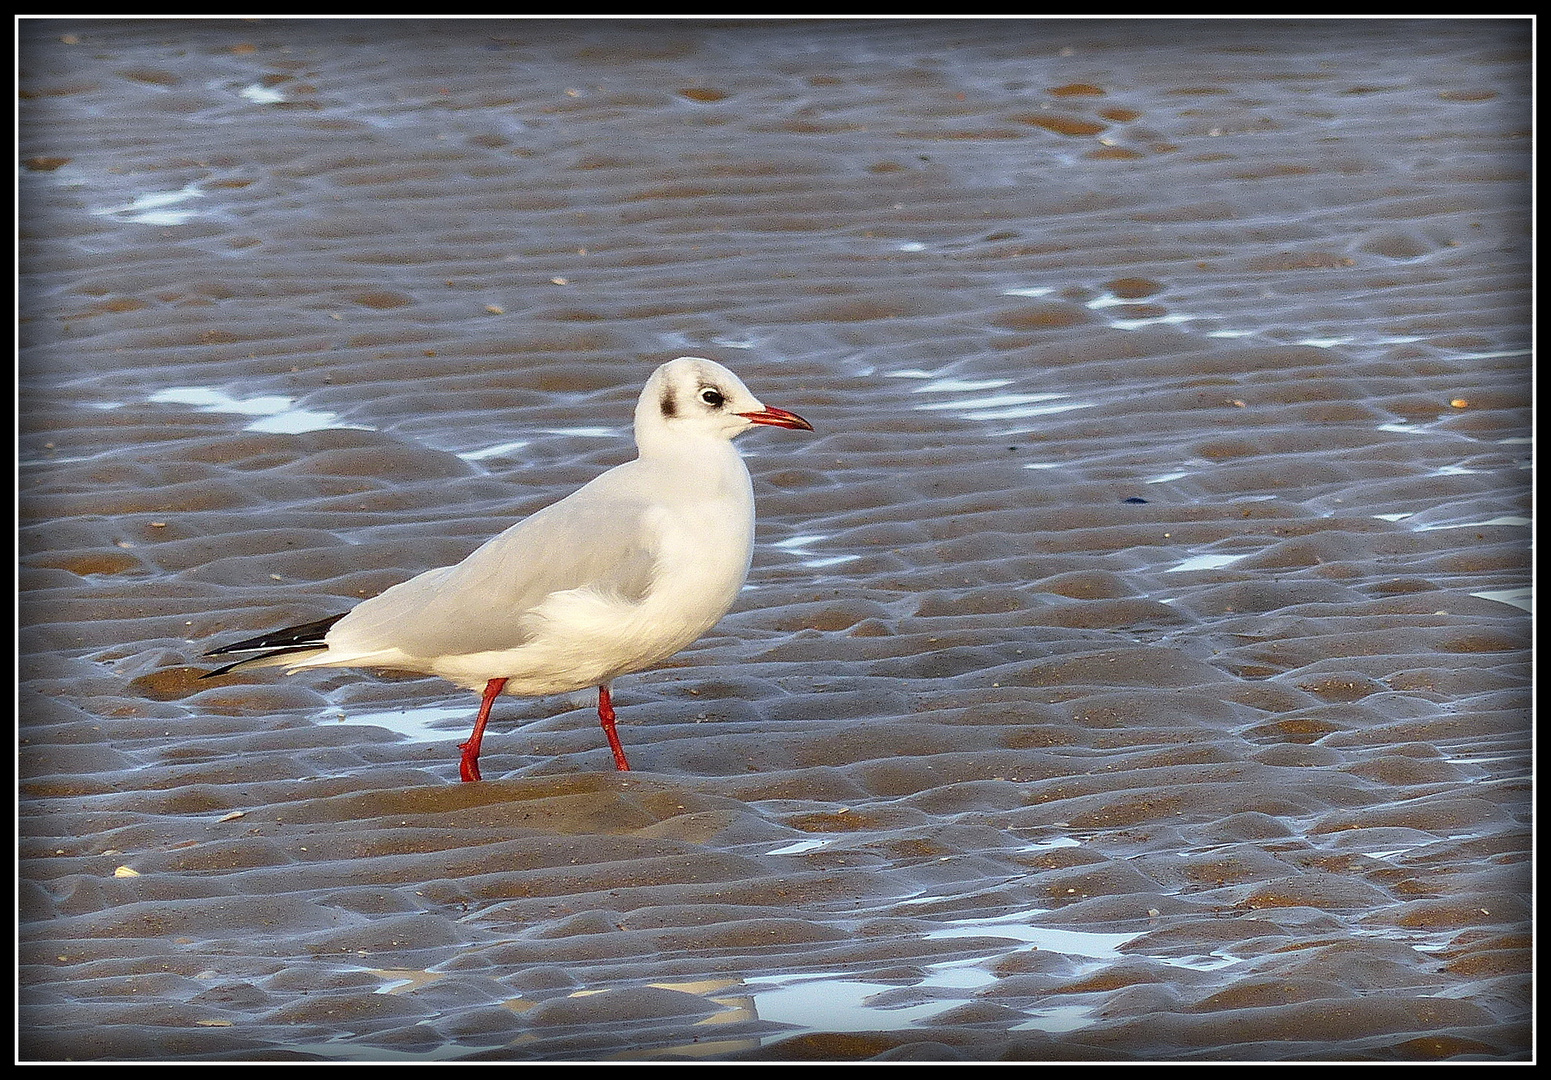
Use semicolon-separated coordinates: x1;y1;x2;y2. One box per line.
699;387;725;407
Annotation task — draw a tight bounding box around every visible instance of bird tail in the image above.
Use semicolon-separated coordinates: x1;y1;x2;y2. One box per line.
201;613;346;679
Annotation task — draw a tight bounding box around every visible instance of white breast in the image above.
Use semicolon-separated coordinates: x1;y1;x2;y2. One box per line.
423;441;756;695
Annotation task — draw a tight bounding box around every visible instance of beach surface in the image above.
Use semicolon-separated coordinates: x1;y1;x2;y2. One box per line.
18;18;1531;1062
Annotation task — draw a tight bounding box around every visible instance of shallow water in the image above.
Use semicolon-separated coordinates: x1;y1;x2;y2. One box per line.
18;18;1530;1062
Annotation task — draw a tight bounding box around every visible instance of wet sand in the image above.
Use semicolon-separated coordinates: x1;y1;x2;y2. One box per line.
18;18;1531;1062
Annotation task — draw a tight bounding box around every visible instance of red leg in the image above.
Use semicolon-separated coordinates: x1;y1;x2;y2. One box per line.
458;677;508;782
598;684;631;771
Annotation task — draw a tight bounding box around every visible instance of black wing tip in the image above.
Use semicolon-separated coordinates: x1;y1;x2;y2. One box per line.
200;644;327;679
200;657;248;679
203;613;348;658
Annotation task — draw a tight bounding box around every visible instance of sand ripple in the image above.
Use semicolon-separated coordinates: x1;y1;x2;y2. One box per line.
20;18;1528;1062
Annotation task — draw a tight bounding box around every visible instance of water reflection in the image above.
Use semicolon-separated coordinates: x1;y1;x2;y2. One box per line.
148;385;371;434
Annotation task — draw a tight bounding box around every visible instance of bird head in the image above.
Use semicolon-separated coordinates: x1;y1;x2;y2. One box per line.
635;357;812;454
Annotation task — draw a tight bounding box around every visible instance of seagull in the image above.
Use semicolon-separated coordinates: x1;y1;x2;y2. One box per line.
202;357;813;781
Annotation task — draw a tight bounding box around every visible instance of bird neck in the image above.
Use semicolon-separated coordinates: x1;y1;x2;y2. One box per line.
634;430;750;495
635;424;738;463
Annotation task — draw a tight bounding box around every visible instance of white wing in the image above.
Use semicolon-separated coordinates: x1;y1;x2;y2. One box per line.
327;464;662;663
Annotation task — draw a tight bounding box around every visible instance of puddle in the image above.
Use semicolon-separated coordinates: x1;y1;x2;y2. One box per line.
148;386;372;434
764;837;837;856
458;440;531;462
747;972;962;1033
910;378;1014;394
1469;588;1531;612
1164;552;1250;573
923;912;1141;958
285;1041;495;1062
93;182;206;225
237;82;286;105
1010;1004;1100;1032
541;426;620;438
366;968;451;995
800;554;862;568
1414;515;1529;531
1108;312;1197;332
770;533;859;569
913;392;1095;422
317;703;471;743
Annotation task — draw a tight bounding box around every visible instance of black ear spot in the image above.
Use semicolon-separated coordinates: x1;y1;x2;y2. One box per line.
659;387;677;418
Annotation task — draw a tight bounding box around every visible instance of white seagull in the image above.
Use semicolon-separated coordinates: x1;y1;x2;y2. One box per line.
203;357;813;780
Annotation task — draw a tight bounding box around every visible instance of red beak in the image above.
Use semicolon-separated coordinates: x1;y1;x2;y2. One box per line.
737;406;814;431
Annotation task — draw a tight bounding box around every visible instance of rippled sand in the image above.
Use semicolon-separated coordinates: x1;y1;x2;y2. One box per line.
19;18;1530;1062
